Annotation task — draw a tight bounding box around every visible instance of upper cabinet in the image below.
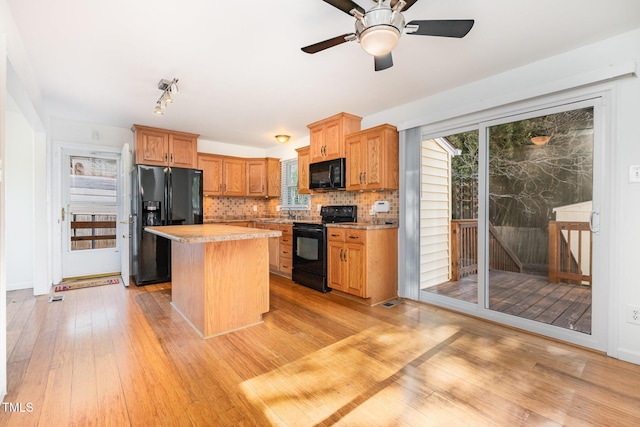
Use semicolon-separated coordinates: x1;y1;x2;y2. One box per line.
296;146;310;194
197;154;245;196
307;112;362;164
246;158;281;198
198;154;280;198
345;124;399;191
132;124;198;168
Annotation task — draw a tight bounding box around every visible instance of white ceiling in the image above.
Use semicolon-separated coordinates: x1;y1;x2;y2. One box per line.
6;0;640;149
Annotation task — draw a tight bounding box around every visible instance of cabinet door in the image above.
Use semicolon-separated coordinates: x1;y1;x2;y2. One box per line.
246;159;267;197
345;243;366;297
266;224;280;271
169;134;197;168
345;134;364;191
198;155;223;195
297;147;310;194
364;131;384;189
223;158;245;196
322;118;343;160
309;126;325;163
138;129;169;166
327;241;346;291
266;158;281;198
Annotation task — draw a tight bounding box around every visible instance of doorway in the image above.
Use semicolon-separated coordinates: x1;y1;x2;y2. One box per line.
60;149;121;280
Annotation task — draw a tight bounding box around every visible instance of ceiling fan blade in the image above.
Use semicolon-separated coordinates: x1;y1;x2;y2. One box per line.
405;20;475;38
391;0;419;11
322;0;365;15
301;34;355;54
374;52;393;72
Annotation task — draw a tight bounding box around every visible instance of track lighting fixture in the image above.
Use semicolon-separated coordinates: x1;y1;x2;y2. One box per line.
153;78;179;115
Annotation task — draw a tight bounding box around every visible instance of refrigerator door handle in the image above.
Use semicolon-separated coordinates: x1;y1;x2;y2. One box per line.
167;169;172;226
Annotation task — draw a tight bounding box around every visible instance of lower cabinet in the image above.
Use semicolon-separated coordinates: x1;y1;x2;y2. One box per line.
327;226;398;305
255;223;292;277
278;225;293;276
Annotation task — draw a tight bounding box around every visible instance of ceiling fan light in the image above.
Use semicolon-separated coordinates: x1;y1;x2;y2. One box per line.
360;26;400;56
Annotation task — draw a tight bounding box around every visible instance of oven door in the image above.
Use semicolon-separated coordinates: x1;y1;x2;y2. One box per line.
292;225;328;292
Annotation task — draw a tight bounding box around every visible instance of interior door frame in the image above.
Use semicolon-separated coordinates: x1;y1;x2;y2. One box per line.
418;85;615;353
52;142;123;284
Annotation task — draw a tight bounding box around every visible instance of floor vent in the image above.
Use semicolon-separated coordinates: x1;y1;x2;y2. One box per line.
49;295;65;303
380;299;402;308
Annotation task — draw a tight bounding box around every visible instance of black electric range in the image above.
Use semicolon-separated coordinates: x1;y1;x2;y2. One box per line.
292;205;357;292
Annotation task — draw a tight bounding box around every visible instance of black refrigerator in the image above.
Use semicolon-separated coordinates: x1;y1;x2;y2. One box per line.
130;165;203;286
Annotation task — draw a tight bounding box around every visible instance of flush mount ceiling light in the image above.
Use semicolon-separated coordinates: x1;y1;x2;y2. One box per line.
154;78;179;116
531;135;551;146
275;135;291;144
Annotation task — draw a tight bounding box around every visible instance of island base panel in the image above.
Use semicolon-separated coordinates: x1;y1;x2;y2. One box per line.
171;238;270;337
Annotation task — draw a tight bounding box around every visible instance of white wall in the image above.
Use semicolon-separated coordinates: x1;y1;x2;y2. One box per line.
5;100;34;290
379;28;640;365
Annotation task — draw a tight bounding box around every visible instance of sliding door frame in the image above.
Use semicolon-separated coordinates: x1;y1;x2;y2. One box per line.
416;84;616;353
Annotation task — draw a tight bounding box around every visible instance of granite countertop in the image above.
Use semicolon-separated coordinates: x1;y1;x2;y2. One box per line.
324;221;399;230
145;224;282;243
206;217;319;225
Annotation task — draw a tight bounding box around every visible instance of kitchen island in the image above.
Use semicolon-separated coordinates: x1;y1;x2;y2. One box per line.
145;224;281;338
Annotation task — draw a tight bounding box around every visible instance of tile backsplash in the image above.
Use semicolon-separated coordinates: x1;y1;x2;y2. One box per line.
204;190;399;223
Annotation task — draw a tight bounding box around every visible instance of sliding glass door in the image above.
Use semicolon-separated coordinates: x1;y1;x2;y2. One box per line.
420;97;606;350
485;105;595;334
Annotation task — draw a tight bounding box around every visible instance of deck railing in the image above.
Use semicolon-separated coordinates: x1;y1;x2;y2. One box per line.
70;214;117;250
548;221;592;286
450;219;523;281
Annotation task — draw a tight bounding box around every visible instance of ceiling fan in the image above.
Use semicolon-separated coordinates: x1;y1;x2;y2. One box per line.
301;0;474;71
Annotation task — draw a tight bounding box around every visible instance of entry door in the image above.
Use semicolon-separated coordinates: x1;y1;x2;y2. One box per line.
61;150;121;279
480;99;605;349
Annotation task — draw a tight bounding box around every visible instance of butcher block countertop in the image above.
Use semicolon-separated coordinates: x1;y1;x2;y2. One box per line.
145;224;281;243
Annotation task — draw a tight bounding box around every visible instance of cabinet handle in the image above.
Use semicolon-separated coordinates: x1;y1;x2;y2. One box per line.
262;184;264;192
348;235;359;240
330;233;340;237
343;249;347;262
170;153;174;163
164;153;168;162
363;172;366;183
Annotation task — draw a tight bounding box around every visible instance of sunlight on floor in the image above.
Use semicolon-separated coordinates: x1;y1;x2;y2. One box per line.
240;322;462;426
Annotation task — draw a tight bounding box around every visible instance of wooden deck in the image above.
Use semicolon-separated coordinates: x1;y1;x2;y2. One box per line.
424;270;592;334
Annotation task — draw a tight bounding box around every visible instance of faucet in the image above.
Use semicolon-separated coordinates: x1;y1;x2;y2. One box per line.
287;210;294;220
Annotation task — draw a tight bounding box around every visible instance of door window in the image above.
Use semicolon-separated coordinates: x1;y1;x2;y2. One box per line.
68;156;118;251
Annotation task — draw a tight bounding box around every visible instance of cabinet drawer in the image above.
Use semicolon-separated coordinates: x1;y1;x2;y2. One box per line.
279;245;292;258
345;229;365;243
327;228;346;242
279;257;293;275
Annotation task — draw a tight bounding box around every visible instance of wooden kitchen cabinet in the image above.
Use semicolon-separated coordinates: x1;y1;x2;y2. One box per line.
246;158;280;198
256;223;280;272
255;222;292;277
197;154;245;196
132;124;198;168
327;226;398;305
278;225;293;277
345;124;399;191
307;112;362;164
296;146;310;194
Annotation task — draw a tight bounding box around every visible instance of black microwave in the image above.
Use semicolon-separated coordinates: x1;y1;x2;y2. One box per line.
309;158;346;190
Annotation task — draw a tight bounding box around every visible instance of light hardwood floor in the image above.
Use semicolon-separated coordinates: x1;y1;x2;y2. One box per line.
2;274;640;426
